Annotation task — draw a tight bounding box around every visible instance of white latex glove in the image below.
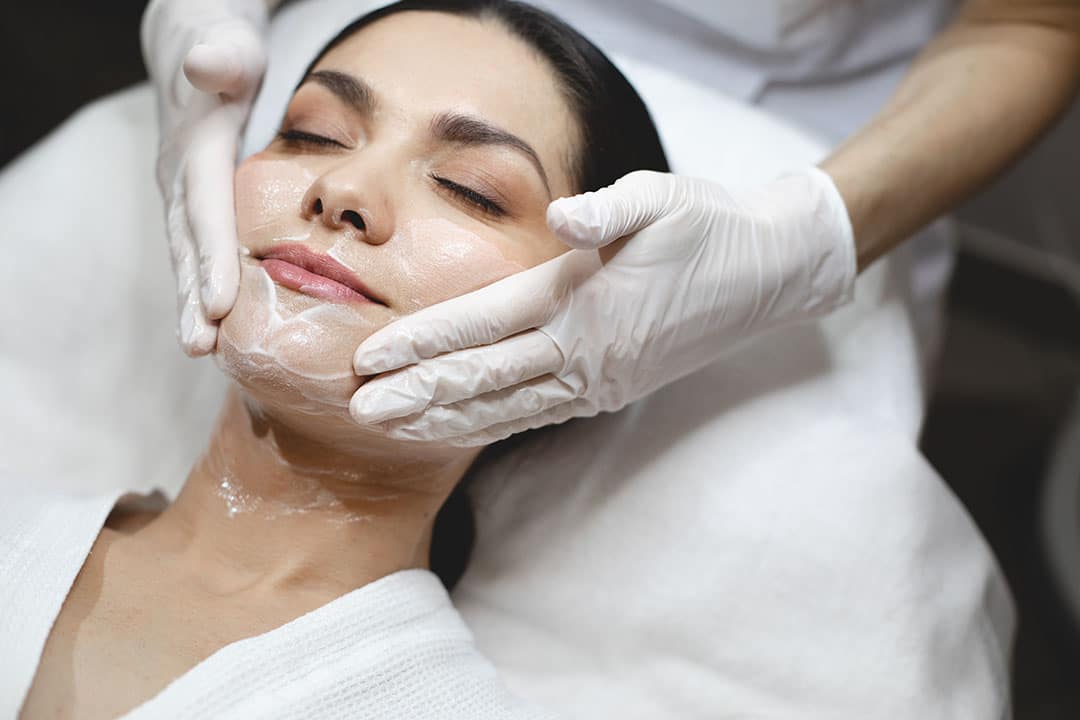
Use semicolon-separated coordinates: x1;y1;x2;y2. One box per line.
349;167;858;446
141;0;271;355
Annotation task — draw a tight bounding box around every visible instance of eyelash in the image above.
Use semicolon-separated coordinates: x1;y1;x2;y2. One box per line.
277;130;505;217
277;129;345;148
430;174;506;217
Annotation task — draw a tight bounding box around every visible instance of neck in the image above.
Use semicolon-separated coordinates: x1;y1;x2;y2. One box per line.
142;386;476;597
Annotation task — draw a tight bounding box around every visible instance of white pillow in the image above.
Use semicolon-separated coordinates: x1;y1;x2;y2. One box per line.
0;85;224;496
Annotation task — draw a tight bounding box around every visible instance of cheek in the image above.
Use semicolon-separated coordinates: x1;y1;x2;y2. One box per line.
234;157;316;240
339;218;529;311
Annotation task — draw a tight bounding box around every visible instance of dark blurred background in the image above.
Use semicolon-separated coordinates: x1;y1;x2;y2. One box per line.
2;4;1078;717
0;3;149;167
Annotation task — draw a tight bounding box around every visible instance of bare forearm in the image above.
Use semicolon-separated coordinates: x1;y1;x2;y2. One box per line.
821;0;1080;271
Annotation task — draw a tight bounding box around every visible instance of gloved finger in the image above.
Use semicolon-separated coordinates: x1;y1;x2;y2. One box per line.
383;374;580;442
183;43;247;96
350;330;563;424
184;105;243;319
438;396;592;448
546;169;674;250
352;250;598;376
182;24;266;99
166;194;217;356
177;287;218;356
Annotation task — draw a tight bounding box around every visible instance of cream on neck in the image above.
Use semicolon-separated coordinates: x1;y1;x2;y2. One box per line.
138;386;478;597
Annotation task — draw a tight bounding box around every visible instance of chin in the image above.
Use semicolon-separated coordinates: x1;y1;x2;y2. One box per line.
214;264;464;460
214;261;363;445
217;260;370;398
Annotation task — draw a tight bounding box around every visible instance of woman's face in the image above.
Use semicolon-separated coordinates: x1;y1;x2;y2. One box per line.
217;11;577;454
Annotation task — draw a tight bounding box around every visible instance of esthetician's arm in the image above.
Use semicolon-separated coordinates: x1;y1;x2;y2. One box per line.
825;0;1080;269
346;0;1080;445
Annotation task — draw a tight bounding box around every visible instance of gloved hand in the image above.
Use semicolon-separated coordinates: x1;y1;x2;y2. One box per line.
141;0;271;355
348;167;858;446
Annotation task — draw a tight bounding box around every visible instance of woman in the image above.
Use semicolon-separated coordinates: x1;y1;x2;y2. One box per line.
6;4;666;717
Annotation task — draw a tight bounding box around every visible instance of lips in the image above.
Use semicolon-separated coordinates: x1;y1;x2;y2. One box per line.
257;244;386;306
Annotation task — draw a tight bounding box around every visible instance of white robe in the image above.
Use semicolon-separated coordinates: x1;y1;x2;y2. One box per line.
0;489;554;719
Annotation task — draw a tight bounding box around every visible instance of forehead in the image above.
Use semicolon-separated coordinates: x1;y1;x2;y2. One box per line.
314;11;578;196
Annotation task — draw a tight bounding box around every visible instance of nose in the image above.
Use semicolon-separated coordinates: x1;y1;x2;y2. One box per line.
301;164;392;245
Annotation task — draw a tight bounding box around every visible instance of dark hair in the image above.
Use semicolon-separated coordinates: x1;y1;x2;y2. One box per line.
305;0;669;590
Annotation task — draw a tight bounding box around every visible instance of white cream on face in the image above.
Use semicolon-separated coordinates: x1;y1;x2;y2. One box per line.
217;261;378;408
218;159;378;413
328;217;526;312
217;156;530;443
235;159;315;237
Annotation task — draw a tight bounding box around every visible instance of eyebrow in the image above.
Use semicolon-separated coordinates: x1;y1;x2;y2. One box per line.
430;112;551;197
298;69;552;197
300;70;377;115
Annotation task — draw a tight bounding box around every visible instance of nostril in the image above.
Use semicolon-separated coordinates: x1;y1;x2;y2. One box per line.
341;209;366;232
313;198;323;215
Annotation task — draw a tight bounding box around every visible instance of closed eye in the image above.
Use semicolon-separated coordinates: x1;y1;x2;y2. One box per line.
277;129;348;149
430;174;506;217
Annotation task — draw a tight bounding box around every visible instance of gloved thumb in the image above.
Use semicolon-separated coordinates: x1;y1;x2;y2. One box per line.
546;169;674;250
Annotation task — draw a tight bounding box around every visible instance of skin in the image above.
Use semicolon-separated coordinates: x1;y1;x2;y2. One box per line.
820;0;1080;270
20;11;575;719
